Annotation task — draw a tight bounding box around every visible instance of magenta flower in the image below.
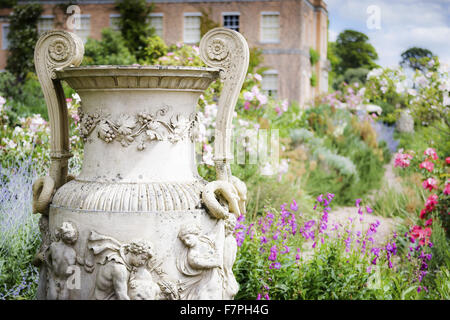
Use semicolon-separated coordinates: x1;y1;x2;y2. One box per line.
355;198;362;207
422;178;438;191
419;160;434;172
394;150;413;168
290;199;298;211
444;182;450;195
424;148;438;160
366;206;373;214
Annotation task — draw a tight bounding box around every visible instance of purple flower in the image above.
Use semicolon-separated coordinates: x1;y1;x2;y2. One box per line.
317;194;324;203
366;206;373;214
355;198;362;207
268;245;277;261
290;199;298;211
260;236;268;244
269;262;281;269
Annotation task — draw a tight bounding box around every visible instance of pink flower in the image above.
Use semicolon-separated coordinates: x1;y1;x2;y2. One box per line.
424;148;438;160
444;182;450;195
424;194;438;212
419;160;434;172
425;218;433;226
244;101;251;110
446;157;450;164
394;150;413;168
243;91;254;101
422;178;438;192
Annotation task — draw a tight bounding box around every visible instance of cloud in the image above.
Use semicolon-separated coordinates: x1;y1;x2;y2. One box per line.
326;0;450;67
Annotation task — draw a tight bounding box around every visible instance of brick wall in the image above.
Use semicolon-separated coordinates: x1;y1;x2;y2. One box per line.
0;0;328;105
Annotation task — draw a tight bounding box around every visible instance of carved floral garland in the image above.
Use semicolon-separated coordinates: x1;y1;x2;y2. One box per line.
78;106;199;150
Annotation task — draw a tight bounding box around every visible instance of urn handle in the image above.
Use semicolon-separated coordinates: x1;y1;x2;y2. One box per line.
34;30;84;189
199;28;250;182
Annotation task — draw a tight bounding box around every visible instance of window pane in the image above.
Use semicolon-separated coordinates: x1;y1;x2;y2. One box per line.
38;17;54;35
149;16;163;38
223;15;239;32
2;24;9;50
261;14;280;42
262;73;278;98
110;15;120;31
184;16;200;43
74;16;91;43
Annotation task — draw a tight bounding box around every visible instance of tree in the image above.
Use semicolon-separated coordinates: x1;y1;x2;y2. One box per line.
115;0;154;62
400;47;435;72
334;30;378;74
6;3;43;83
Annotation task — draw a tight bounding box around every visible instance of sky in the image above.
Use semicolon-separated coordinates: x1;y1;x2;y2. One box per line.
325;0;450;68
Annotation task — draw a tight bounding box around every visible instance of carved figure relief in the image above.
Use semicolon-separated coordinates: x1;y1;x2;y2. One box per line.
78;106;199;149
176;224;224;300
86;231;178;300
45;221;79;300
223;214;239;299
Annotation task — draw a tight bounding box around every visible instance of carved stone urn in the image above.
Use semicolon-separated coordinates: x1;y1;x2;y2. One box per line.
32;28;249;300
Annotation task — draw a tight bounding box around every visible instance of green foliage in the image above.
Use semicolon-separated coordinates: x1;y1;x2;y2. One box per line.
200;8;220;37
0;71;48;122
248;47;267;76
6;3;43;82
0;0;16;8
327;41;340;90
310;72;317;87
309;48;320;66
334;67;369;89
143;35;168;64
115;0;154;62
294;105;388;206
400;47;435;72
334;29;379;74
83;28;137;66
0;219;40;300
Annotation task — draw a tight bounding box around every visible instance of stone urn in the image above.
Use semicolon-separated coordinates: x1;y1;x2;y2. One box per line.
32;28;249;300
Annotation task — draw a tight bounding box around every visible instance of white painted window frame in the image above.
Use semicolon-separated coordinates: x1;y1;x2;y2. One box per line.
109;13;121;31
2;24;10;50
260;11;280;44
262;69;279;98
148;12;164;38
37;15;55;35
183;12;202;44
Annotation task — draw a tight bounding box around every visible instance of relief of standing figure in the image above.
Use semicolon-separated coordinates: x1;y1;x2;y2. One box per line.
176;224;224;299
223;214;239;299
45;221;79;300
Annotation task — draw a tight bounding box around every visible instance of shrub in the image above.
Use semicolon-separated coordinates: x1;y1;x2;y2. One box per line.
83;28;137;66
6;3;43;82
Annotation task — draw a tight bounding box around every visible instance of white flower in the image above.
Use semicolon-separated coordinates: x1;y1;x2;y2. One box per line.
380;86;388;94
395;82;406;94
260;162;274;176
243;91;254;101
407;88;417;96
12;126;23;136
256;93;268;105
415;75;428;87
367;68;383;79
281;99;289;112
29;114;47;132
0;96;5;106
72;93;81;104
3;138;17;149
254;73;262;81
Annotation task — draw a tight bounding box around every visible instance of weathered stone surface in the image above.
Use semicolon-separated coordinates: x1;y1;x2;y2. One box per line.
33;28;248;300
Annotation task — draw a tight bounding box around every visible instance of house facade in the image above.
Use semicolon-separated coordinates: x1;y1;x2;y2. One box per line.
0;0;329;106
